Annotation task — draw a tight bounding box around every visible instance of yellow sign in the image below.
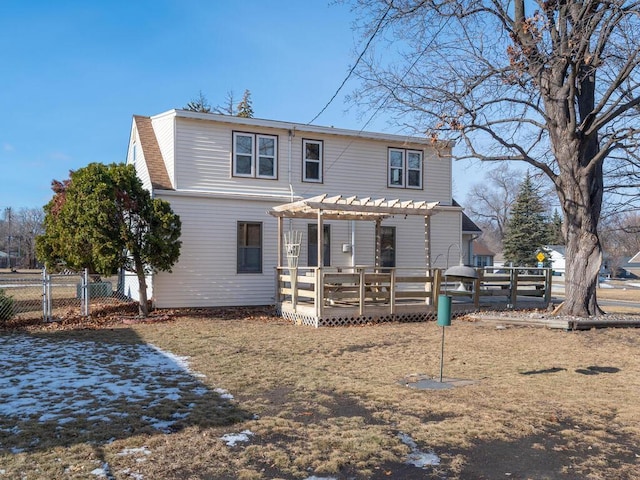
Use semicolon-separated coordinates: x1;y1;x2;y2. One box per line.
536;252;546;262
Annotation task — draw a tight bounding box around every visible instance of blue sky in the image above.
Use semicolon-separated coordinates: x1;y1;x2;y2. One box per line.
1;0;474;210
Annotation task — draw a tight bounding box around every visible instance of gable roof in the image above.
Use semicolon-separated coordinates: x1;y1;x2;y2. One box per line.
452;199;482;234
133;115;173;190
629;251;640;264
472;240;494;257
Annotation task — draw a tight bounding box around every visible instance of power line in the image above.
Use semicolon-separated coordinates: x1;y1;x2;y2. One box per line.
307;2;394;125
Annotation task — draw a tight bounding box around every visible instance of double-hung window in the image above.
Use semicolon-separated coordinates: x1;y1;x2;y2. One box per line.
237;222;262;273
388;148;423;189
233;132;278;179
303;139;323;182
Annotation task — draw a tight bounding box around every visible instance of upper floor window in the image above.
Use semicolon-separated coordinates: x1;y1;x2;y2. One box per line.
233;132;278;179
303;139;323;183
388;148;423;189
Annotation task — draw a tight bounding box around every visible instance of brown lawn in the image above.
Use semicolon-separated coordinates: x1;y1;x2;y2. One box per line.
1;307;639;479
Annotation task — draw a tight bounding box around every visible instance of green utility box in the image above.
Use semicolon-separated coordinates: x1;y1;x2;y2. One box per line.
437;294;452;326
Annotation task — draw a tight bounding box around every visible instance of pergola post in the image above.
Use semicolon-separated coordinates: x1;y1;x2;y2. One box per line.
425;215;432;304
277;216;283;268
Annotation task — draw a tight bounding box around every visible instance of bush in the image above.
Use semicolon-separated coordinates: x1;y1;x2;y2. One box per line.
0;288;15;321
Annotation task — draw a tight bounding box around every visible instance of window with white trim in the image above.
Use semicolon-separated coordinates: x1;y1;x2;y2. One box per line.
233;132;278;179
388;148;423;189
237;222;262;273
303;139;323;182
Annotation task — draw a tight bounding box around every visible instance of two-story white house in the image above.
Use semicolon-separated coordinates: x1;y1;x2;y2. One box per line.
125;109;471;315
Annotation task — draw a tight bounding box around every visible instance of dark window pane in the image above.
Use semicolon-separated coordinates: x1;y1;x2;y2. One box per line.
305;161;320;180
258;157;274;176
236;135;253;154
308;224;330;267
305;142;320;160
236;155;252;174
408;169;420;187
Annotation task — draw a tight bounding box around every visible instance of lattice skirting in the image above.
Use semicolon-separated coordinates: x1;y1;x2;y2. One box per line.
277;305;477;328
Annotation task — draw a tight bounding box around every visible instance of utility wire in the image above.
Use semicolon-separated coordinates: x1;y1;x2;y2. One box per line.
307;2;394;125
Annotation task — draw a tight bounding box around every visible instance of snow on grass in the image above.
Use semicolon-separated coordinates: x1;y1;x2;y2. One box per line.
221;429;254;446
398;432;440;468
0;333;228;435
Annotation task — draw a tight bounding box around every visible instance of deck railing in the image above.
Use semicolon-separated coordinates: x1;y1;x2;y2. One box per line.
276;266;553;320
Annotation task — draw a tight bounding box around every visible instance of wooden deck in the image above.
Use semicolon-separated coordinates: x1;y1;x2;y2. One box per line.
276;266;553;327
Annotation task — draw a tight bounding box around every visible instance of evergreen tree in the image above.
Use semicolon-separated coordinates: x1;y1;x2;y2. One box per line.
236;89;254;118
36;163;182;316
503;173;550;266
548;209;565;246
185;90;211;113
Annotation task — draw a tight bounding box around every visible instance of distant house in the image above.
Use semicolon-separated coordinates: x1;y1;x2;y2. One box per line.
471;240;495;267
610;252;640;279
546;245;566;275
126;109;474;309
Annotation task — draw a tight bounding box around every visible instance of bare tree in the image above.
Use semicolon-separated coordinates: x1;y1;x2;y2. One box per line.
0;207;44;269
465;165;522;251
351;0;640;316
214;90;236;115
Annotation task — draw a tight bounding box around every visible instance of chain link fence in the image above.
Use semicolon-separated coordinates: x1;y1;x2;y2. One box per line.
0;269;132;323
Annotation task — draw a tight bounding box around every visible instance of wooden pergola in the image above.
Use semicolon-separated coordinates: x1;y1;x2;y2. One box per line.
268;194;442;269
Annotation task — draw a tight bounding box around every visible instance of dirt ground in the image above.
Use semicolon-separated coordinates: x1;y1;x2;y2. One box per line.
1;305;639;479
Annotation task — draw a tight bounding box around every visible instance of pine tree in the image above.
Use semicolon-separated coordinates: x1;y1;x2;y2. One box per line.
185;90;211;113
236;89;254;118
548;209;565;245
503;173;550;266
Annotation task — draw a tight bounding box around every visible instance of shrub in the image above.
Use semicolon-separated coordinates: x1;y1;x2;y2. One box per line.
0;288;15;321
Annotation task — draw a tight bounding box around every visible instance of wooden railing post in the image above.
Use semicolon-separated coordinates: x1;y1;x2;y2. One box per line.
390;268;396;315
510;268;518;308
358;268;365;316
544;267;553;304
433;268;442;309
316;267;323;318
473;268;481;308
291;267;298;311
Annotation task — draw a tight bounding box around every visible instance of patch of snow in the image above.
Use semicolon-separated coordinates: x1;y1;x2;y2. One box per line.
628;283;640;288
91;462;114;478
398;432;440;468
0;334;232;437
117;447;151;456
214;387;234;400
221;430;254;446
598;283;614;288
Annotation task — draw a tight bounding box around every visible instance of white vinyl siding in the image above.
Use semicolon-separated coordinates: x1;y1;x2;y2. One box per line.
233;131;277;179
303;139;323;182
172;117;450;203
151;112;176;187
129;131;152;191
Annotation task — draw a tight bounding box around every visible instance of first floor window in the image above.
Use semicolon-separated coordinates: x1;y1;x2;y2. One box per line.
233;132;278;179
308;224;331;267
237;222;262;273
303;139;323;182
388;148;423;189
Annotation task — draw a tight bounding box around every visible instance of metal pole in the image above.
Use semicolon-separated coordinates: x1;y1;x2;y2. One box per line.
439;326;445;382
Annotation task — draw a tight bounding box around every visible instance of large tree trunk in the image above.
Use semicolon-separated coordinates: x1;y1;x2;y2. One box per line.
554;148;604;317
